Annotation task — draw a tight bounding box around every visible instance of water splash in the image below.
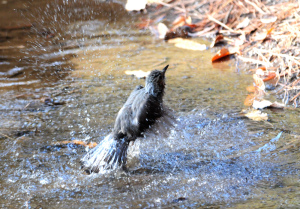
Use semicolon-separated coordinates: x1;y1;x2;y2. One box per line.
80;133;129;173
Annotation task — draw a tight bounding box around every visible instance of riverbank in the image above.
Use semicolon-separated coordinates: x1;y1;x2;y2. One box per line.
137;0;300;108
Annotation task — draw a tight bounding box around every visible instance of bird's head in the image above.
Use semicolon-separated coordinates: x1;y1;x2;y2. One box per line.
145;65;169;96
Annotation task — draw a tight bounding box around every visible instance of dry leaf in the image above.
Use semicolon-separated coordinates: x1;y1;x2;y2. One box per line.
244;109;268;121
260;15;277;24
253;100;272;109
250;66;266;72
172;15;192;28
212;48;230;62
236;17;250;29
254;70;279;87
246;86;256;93
211;47;239;62
244;94;255;106
253;28;274;41
210;35;225;48
125;70;150;78
52;140;97;148
172;15;186;27
263;72;276;82
253;100;285;109
168;38;206;51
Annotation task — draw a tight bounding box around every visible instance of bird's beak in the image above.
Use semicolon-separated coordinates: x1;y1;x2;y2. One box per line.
162;65;169;75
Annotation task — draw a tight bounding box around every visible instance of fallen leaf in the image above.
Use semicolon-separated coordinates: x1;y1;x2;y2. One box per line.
244;94;255;106
260;15;277;24
210;35;226;48
172;15;192;29
249;66;266;72
262;72;276;82
211;47;239;62
212;48;230;62
53;140;98;148
244;109;268;121
253;100;272;109
253;100;285;109
253;28;274;41
172;15;185;27
168;38;206;51
236;17;250;29
125;70;150;78
87;142;98;148
246;86;256;93
263;71;279;86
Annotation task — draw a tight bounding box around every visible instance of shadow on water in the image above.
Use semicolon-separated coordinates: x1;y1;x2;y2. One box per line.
0;0;299;208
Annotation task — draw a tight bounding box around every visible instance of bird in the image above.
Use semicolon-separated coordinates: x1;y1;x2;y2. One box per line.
80;65;173;173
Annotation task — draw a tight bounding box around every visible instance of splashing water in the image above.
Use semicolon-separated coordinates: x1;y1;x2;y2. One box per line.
80;133;129;173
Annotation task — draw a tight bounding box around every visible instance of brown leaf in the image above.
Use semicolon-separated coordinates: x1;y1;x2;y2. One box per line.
249;66;266;72
210;35;225;48
246;86;256;93
244;94;255;106
211;48;230;62
172;15;185;27
211;47;239;62
171;15;192;30
263;72;276;81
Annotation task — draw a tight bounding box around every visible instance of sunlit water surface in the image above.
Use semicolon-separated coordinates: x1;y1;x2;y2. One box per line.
0;0;299;208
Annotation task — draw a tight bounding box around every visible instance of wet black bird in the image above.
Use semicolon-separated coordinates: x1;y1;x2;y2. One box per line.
81;65;172;173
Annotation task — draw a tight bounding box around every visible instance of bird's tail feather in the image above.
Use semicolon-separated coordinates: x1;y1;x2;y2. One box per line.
80;134;129;174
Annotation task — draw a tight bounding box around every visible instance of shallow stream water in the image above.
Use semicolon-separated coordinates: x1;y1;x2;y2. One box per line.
0;0;299;208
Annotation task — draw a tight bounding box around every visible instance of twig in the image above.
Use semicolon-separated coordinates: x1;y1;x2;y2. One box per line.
0;132;15;140
156;0;185;13
290;91;300;102
208;15;235;32
257;49;300;65
223;4;233;25
0;24;33;31
244;0;266;14
238;55;272;66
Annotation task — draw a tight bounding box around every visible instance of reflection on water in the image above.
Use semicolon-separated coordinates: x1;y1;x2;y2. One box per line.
0;0;299;208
